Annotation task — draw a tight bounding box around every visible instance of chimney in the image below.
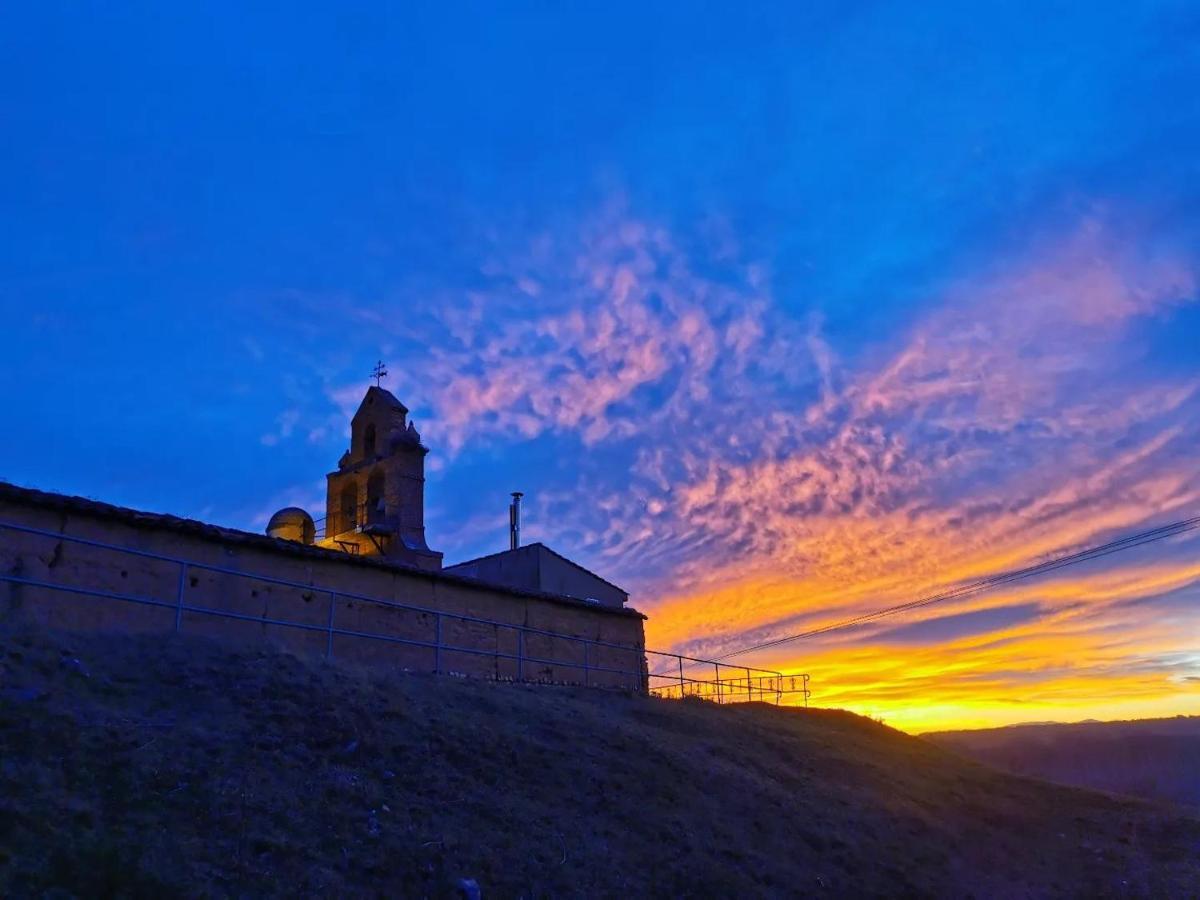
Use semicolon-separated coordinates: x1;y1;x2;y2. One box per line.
509;491;524;551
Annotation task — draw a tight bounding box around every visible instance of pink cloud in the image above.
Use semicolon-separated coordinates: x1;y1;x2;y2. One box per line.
305;202;1198;729
374;202;788;454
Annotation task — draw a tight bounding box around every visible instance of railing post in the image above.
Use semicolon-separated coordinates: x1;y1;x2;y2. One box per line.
678;655;685;698
434;613;442;674
174;563;187;632
714;662;722;704
517;629;524;682
326;592;337;657
745;667;753;702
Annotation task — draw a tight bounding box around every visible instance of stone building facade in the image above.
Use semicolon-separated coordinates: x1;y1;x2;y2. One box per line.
0;483;647;689
0;380;646;688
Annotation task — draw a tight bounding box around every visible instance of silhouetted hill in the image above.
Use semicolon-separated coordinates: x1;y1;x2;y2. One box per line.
2;627;1198;897
927;717;1200;810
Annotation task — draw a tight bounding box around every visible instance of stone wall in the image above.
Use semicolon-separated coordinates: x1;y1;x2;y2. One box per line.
0;484;647;691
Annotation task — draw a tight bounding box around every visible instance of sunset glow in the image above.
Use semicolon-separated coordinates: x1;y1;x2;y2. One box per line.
4;3;1199;734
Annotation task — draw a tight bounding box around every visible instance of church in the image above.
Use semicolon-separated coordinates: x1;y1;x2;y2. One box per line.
266;380;629;610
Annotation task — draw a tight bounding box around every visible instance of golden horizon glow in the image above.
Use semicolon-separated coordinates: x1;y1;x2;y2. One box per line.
646;556;1200;733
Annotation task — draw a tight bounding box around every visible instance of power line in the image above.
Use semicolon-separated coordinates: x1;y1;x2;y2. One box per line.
711;513;1200;664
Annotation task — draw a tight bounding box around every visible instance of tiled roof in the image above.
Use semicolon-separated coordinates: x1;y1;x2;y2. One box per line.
445;541;629;598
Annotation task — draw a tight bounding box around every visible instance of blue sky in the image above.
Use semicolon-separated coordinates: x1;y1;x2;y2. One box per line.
2;2;1199;728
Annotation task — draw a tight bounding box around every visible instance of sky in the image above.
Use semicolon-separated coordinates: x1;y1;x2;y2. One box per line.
2;2;1199;732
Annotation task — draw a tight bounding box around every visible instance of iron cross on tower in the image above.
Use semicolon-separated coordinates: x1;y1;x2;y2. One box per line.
371;360;388;387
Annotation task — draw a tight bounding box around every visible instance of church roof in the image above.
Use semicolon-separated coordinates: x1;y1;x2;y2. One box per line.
354;385;408;417
445;541;629;598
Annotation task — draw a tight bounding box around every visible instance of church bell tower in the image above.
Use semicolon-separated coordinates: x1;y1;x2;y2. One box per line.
314;378;443;570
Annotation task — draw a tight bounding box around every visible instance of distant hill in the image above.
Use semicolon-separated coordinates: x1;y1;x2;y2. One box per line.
2;627;1198;897
926;717;1200;809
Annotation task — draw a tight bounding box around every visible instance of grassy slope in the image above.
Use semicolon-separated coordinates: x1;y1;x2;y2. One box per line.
1;628;1198;898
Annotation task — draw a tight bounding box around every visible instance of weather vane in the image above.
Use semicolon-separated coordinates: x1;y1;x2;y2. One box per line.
371;360;388;387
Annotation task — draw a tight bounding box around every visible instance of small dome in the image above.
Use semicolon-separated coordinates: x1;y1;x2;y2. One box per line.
267;507;315;545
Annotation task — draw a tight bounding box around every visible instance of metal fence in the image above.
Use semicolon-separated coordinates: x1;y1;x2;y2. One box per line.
0;518;809;706
647;655;811;706
311;501;387;547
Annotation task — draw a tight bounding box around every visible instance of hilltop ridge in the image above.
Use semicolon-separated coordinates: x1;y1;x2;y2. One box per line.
928;716;1200;810
1;627;1198;897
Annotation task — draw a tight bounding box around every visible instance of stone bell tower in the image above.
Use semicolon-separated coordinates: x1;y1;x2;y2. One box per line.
316;385;443;571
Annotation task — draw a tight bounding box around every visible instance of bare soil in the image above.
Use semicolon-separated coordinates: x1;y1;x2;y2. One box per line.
1;626;1198;898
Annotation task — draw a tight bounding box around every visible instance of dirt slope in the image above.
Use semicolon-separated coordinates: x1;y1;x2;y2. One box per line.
1;627;1198;898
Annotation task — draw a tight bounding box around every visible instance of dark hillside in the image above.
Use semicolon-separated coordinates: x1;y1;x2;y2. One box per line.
927;717;1200;809
2;627;1198;898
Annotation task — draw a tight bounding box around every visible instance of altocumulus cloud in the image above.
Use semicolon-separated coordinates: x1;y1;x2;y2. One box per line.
318;200;1199;730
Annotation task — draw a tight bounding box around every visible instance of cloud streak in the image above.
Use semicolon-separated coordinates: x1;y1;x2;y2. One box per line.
319;201;1200;731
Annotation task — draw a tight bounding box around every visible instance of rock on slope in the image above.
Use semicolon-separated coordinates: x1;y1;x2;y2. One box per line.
1;627;1198;898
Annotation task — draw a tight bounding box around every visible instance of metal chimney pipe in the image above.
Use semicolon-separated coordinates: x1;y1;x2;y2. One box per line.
509;492;523;550
508;494;523;549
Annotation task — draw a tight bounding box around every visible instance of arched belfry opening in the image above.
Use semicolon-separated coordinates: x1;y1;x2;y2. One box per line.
339;482;358;534
366;468;386;526
363;423;377;458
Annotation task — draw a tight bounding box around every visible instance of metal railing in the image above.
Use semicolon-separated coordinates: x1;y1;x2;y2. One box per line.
646;655;810;706
312;501;386;545
0;519;810;706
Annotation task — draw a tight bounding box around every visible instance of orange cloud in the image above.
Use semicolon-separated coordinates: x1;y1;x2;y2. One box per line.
625;216;1200;731
328;203;1200;732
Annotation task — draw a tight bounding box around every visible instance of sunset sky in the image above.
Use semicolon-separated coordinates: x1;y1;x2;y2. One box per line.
2;3;1198;731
